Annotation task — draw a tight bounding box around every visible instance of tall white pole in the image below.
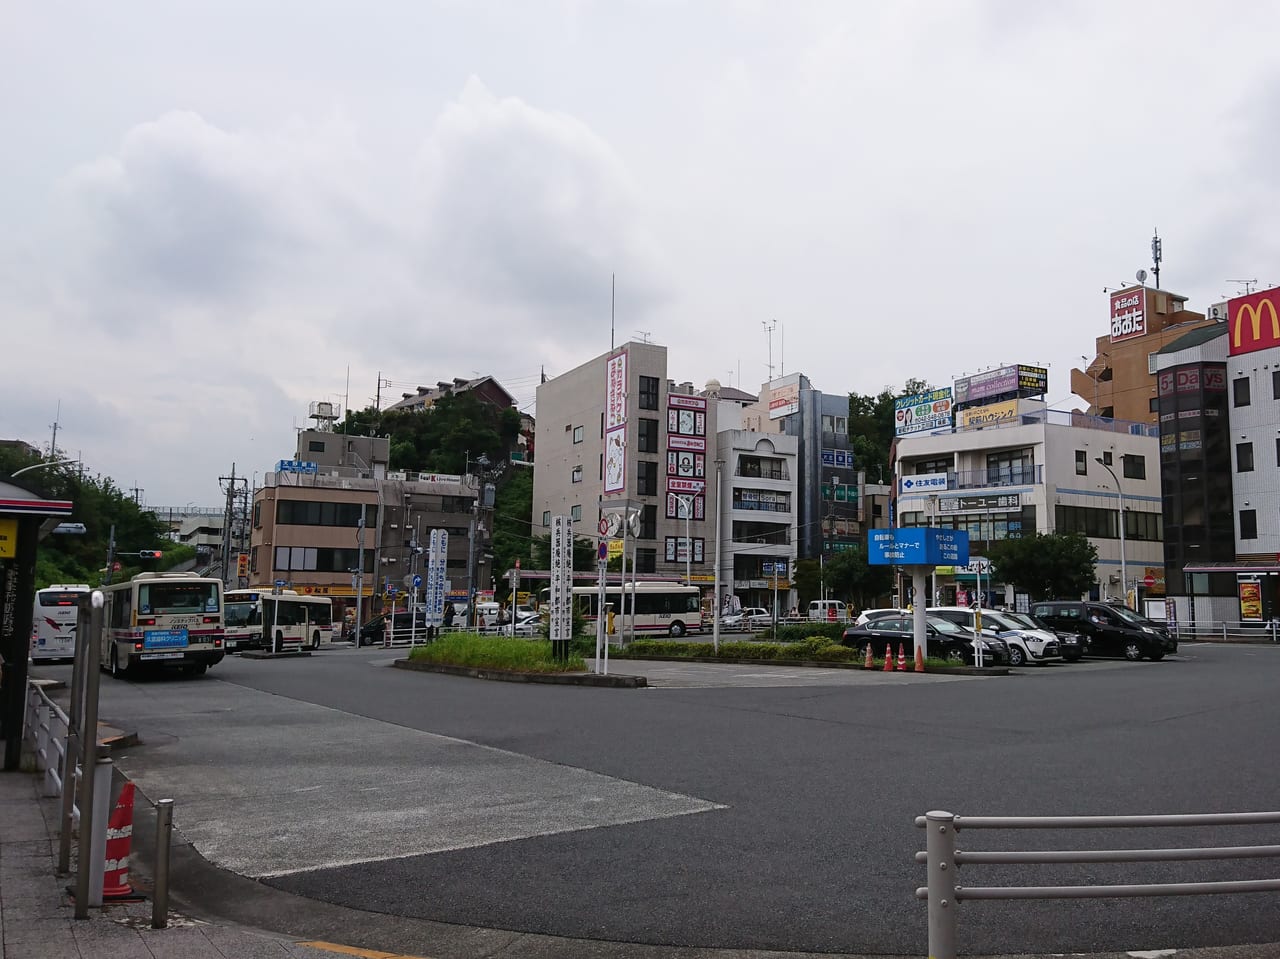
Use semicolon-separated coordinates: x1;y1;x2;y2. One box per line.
354;516;365;645
1097;458;1128;607
713;460;723;654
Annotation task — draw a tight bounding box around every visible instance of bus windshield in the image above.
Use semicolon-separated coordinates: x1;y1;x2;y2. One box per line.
139;581;219;615
224;601;258;627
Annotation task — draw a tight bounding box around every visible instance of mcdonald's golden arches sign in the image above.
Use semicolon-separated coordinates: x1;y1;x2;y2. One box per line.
1228;287;1280;356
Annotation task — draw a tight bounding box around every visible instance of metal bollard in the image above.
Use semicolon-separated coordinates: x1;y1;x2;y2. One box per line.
925;810;959;959
152;799;174;929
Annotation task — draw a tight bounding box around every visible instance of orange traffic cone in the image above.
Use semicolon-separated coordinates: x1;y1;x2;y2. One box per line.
863;644;874;669
883;643;893;671
914;645;925;673
103;782;138;900
896;643;906;671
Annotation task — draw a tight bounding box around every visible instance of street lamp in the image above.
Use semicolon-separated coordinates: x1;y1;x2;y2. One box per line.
675;494;694;586
1095;457;1127;607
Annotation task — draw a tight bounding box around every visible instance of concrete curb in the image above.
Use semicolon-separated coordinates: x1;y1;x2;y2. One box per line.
610;653;1009;676
239;650;313;660
392;658;647;687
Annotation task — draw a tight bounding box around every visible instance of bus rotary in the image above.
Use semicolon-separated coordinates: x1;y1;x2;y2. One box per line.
224;588;335;652
569;581;704;638
99;572;226;678
31;584;91;663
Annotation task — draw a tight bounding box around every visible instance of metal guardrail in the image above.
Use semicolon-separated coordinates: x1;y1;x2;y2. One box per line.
1174;620;1280;642
914;809;1280;959
25;682;78;818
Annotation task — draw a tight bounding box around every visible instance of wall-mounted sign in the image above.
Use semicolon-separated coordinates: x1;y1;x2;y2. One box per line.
899;472;948;493
1110;288;1146;342
766;373;802;420
1227;287;1280;356
276;460;319;474
938;494;1021;514
959;400;1019;429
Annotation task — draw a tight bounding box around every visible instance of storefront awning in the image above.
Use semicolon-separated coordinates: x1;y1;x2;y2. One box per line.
1182;562;1280;574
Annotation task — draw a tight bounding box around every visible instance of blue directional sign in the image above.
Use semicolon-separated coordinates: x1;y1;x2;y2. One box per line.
274;579;286;588
867;528;969;567
412;574;422;589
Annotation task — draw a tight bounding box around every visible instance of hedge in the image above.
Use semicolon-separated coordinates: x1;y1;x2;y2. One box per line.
624;636;858;663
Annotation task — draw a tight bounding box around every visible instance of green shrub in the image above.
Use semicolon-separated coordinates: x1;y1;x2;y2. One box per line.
625;636;858;663
408;632;585;673
772;623;847;643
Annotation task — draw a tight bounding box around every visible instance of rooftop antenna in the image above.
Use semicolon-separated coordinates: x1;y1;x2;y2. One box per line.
611;273;616;351
1151;229;1162;290
49;399;61;459
1227;279;1258;296
780;323;785;377
636;330;652;344
762;319;777;381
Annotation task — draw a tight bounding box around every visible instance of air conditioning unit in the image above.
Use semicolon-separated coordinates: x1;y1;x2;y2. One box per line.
1108;573;1121;584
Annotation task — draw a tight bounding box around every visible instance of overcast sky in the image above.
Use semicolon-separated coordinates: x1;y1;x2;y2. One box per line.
4;1;1279;507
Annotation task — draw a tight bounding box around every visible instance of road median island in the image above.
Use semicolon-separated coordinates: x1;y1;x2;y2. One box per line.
395;631;647;687
611;652;1007;676
393;658;647;687
613;638;1009;676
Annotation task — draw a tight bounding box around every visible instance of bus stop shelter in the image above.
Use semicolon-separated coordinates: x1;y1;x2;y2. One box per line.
0;478;74;770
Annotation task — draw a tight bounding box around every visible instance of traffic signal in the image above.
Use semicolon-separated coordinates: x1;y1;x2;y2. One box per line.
137;550;164;560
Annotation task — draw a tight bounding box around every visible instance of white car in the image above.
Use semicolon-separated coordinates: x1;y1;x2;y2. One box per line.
928;607;1062;667
721;607;771;629
854;608;910;627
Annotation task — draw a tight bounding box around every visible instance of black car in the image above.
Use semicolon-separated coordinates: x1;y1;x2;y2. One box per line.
841;614;1010;666
358;610;430;646
1029;601;1176;661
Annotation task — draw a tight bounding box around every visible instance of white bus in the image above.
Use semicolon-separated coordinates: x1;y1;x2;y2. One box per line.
31;584;91;662
571;582;704;638
224;588;334;651
100;572;226;678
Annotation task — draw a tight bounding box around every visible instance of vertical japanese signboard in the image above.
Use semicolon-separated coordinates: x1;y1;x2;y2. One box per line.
604;351;628;494
549;515;574;642
425;529;447;626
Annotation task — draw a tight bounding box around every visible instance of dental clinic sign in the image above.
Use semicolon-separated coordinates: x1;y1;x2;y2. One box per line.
1110;288;1146;343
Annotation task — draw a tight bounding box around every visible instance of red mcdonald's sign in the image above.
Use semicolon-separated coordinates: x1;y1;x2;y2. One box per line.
1228;287;1280;356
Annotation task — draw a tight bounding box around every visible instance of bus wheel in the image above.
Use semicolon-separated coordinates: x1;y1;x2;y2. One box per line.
184;664;207;677
109;645;126;678
311;630;321;650
669;621;686;638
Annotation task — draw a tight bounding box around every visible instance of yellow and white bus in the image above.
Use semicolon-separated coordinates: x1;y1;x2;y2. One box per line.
100;572;226;678
31;584;91;662
570;582;704;637
224;588;334;652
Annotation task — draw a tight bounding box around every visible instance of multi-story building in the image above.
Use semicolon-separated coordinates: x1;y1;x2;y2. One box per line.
1071;286;1216;424
894;396;1164;608
533;342;718;584
1159;286;1280;625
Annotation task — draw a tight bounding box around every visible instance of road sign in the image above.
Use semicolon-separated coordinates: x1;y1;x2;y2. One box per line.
388;586;398;597
867;528;970;566
274;579;285;588
1143;574;1155;588
413;574;422;588
599;517;610;535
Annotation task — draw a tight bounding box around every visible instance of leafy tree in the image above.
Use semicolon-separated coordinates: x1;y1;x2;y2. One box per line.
985;532;1097;601
0;446;171;588
340;393;520;474
847;378;935;485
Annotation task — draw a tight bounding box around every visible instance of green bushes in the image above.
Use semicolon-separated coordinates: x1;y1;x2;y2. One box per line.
771;622;847;643
408;632;586;673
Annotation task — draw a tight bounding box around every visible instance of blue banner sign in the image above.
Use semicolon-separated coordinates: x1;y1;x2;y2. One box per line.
143;628;189;650
867;528;970;567
275;460;320;474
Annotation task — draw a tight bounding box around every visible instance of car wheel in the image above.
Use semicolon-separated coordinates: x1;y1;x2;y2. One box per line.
669;621;686;638
110;645;125;678
184;664;207;676
945;647;966;664
1124;641;1143;661
1007;645;1025;667
1063;652;1083;663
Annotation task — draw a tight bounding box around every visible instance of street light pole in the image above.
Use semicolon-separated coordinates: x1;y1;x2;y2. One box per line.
1096;457;1127;607
713;458;723;654
675;494;693;586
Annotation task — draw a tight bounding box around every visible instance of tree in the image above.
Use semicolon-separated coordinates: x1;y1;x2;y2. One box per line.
985;532;1097;601
846;378;936;485
341;393;520;475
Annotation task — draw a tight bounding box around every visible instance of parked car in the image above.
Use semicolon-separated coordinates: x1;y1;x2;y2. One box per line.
929;607;1062;667
1029;600;1176;661
854;608;910;626
841;614;1010;665
808;599;850;622
358;610;429;646
721;607;771;629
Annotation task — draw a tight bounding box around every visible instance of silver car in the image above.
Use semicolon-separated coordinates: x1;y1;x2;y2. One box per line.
928;607;1061;667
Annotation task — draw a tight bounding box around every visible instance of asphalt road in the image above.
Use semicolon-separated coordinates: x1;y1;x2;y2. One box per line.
52;640;1280;956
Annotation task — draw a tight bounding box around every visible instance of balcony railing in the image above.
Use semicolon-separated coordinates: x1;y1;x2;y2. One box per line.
732;500;791;513
951;465;1043;490
737;466;789;480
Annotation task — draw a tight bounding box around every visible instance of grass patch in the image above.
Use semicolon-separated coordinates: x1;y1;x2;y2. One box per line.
617;637;970;669
407;632;586;673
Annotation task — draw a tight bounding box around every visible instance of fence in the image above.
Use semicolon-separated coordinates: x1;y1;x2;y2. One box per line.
1173;619;1280;642
915;809;1280;959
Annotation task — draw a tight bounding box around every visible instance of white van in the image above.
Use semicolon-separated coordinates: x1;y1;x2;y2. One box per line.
807;600;849;623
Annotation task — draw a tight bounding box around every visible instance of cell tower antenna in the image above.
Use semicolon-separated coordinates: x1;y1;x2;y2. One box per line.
1151;229;1163;290
762;319;777;381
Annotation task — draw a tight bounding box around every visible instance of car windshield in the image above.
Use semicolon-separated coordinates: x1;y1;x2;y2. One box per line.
928;616;966;635
1110;606;1155;627
995;611;1039;630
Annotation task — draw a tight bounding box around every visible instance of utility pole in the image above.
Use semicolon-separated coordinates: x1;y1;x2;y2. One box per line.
219;464;249;589
103;525;117;585
49;400;60;459
129;484;144;505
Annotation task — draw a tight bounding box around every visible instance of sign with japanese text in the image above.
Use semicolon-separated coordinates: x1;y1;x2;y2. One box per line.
549;516;574;642
867;527;970;566
939;493;1022;514
894;388;953;436
899;472;948;493
960;399;1019;429
1110;288;1146;342
766;373;802;420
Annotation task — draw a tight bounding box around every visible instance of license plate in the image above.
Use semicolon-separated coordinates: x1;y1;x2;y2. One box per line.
144;628;189;650
141;651;185;660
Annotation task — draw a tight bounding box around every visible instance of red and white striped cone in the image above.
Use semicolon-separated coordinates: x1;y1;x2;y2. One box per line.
896;643;906;671
863;643;874;669
914;645;925;673
882;643;893;672
103;782;136;900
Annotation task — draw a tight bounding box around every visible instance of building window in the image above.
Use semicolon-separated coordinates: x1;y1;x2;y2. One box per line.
253;501;262;528
1237;442;1255;473
915;457;950;475
636;548;657;573
571;465;583;484
986;449;1034;485
1147;352;1159;375
638;375;660;410
637;418;659;452
1240;508;1258;540
1075;450;1087;475
1274;370;1280;401
1149;396;1159;412
308;440;325;453
542;510;550;527
1276;437;1280;467
572;426;584;444
1102;451;1113;466
571;505;583;522
640;504;657;539
276;501;368;527
637;460;658;496
1122;454;1146;480
1234;377;1251;407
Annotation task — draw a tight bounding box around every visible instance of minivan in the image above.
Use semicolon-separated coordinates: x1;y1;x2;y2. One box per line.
1029;601;1176;661
929;606;1061;667
808;600;849;622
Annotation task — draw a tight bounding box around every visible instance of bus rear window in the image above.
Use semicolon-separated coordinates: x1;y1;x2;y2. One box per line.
139;582;219;614
37;591;84;607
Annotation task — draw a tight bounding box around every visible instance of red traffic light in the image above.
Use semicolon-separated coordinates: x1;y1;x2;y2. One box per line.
137;550;164;560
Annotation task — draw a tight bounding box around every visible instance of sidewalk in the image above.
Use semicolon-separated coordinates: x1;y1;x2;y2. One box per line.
0;769;418;959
